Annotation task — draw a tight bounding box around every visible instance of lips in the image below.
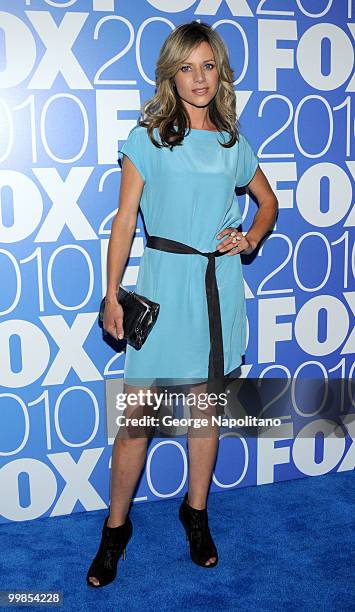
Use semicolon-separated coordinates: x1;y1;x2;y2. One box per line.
192;88;209;95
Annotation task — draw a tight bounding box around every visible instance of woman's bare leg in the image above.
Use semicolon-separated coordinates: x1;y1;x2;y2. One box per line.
88;383;156;586
107;438;148;528
186;381;220;566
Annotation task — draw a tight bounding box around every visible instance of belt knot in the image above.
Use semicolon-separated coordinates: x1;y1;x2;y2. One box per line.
206;250;222;260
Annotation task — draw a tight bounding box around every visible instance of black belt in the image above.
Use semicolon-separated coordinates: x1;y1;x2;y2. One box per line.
146;235;226;392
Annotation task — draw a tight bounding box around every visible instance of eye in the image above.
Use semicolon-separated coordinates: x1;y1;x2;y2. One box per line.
180;63;215;72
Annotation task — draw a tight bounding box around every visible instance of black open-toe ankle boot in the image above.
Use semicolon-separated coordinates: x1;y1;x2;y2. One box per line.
179;492;218;568
86;514;133;588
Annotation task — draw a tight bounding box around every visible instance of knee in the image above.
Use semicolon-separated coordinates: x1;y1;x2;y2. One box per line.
114;431;150;447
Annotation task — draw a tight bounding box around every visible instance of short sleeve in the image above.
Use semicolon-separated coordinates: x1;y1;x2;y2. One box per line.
117;126;146;182
235;133;259;188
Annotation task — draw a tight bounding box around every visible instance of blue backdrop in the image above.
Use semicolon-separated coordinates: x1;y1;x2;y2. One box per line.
0;0;354;524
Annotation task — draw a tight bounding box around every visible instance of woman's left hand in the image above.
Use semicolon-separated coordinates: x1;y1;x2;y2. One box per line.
216;228;256;256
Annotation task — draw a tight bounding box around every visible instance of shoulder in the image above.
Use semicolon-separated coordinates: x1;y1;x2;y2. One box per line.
132;124;148;134
235;131;258;159
237;132;249;148
218;131;251;151
126;124;148;140
126;124;155;150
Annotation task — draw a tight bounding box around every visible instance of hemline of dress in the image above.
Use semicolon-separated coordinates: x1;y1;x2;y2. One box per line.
122;357;244;388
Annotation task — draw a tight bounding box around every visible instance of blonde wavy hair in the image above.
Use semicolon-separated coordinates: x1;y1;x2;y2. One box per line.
138;20;240;150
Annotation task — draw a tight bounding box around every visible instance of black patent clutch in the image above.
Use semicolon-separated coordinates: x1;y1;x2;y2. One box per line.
99;285;160;350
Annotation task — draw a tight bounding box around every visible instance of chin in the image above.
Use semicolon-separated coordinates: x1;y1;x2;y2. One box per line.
190;102;210;109
188;94;214;107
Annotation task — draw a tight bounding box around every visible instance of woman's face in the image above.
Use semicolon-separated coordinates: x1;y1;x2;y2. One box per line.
174;41;219;110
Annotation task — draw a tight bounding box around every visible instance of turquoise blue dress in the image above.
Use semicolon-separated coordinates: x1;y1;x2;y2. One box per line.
117;125;259;386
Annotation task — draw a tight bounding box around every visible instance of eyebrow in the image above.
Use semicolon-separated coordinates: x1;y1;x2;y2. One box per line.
182;58;215;64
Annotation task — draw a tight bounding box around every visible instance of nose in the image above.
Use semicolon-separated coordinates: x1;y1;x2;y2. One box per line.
193;69;206;83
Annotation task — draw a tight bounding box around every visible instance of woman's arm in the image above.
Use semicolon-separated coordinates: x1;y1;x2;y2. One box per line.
244;166;278;251
216;166;278;256
104;156;144;339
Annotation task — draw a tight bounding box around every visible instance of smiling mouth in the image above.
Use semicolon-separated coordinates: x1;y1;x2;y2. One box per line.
192;88;209;95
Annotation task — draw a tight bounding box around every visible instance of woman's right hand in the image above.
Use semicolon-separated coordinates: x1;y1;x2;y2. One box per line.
103;296;124;341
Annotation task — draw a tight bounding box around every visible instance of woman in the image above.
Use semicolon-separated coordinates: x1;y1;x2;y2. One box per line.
87;20;278;587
